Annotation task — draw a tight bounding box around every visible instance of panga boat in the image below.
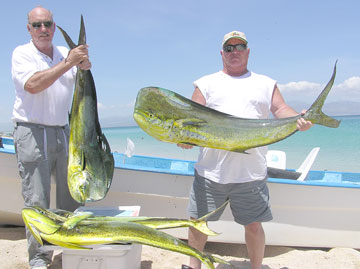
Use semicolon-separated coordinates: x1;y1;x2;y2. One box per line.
1;136;360;248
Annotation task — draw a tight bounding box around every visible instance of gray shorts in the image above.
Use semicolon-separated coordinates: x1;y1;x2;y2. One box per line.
187;170;273;225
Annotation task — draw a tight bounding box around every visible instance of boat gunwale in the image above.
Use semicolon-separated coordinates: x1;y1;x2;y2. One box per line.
2;145;360;189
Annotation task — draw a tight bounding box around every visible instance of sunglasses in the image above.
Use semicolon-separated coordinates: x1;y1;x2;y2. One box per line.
30;21;53;29
223;44;247;53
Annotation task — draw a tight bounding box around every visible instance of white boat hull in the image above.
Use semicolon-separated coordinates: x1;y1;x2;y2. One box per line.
1;148;360;248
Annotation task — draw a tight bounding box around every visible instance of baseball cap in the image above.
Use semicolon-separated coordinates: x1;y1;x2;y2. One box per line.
222;31;248;47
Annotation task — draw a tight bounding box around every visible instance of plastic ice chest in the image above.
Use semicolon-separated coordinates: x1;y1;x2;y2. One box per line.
62;243;142;269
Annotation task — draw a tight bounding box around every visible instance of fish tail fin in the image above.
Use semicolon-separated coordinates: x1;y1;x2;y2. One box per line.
304;61;341;128
57;26;77;49
57;15;86;48
191;199;229;236
191;220;220;236
78;15;86;45
198;199;229;221
309;111;341;128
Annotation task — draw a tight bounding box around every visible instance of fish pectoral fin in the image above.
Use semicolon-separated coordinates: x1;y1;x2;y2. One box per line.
63;212;94;229
174;119;207;128
180;142;198;146
231;148;248;154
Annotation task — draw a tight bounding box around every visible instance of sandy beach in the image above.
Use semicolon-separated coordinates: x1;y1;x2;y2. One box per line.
2;225;360;269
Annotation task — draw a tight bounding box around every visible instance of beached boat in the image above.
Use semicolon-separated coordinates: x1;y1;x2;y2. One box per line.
1;136;360;248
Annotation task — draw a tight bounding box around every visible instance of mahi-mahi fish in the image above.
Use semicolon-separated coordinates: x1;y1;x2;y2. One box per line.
57;16;114;203
26;200;229;235
134;63;340;153
22;207;229;269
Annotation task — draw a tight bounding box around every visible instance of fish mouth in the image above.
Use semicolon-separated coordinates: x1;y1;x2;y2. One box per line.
133;110;148;128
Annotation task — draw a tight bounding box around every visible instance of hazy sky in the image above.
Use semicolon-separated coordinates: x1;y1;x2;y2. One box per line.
1;0;359;125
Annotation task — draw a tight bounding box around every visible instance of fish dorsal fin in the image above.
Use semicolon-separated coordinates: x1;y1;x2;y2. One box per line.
100;133;112;153
63;211;94;229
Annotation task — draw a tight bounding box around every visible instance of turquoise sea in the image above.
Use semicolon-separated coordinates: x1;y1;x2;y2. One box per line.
103;115;360;173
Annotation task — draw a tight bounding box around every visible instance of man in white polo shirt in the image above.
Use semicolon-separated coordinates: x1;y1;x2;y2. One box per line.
11;6;91;269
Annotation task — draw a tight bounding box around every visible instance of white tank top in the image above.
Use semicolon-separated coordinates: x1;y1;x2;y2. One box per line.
193;71;276;184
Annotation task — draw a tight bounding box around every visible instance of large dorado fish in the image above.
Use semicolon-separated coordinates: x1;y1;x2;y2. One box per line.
134;63;340;153
25;201;229;235
22;206;229;269
57;17;114;203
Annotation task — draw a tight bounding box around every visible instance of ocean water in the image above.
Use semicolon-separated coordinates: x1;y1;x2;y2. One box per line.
102;115;360;173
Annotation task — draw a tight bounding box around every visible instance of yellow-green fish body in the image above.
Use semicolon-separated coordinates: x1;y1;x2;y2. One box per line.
25;201;229;236
22;207;229;269
57;17;114;203
134;64;340;153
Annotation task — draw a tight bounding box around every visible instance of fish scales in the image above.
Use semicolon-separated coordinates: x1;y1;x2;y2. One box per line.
134;63;340;153
41;221;219;268
57;16;114;203
26;205;225;236
22;206;230;269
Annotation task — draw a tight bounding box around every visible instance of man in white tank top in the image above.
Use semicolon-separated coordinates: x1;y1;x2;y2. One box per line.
179;31;312;269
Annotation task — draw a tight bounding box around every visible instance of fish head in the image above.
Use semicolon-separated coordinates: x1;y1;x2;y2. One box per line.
22;207;61;245
133;109;173;139
31;205;68;223
68;171;91;204
134;87;178;140
69;169;110;203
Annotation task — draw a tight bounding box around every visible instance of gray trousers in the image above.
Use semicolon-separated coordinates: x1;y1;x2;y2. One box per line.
14;122;80;268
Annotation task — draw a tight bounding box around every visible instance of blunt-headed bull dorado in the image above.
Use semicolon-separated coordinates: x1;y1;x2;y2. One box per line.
57;16;114;203
134;63;340;153
27;201;229;236
22;206;230;269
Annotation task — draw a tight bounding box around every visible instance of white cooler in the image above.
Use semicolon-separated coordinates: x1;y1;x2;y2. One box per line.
42;206;142;269
62;243;142;269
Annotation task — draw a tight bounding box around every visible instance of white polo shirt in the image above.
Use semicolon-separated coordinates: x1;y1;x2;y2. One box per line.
11;40;77;126
193;71;276;184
